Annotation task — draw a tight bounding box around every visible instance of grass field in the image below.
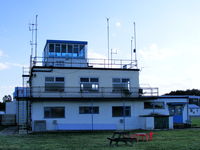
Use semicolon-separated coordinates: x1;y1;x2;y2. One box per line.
191;117;200;127
0;129;200;150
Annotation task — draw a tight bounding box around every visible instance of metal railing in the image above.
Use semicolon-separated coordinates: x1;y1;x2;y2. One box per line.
31;56;138;69
15;86;159;98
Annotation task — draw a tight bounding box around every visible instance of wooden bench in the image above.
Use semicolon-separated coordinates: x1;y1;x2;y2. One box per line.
107;131;137;146
107;137;137;146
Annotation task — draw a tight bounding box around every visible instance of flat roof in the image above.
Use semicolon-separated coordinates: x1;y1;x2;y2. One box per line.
31;66;140;72
46;40;88;45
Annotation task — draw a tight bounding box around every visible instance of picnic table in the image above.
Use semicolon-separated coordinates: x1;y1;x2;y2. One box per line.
130;132;155;142
133;133;149;142
107;131;137;146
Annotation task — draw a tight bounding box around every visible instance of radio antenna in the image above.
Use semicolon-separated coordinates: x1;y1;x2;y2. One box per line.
133;22;138;67
106;17;110;67
29;15;38;67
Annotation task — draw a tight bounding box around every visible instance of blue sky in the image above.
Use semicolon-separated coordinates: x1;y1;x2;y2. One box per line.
0;0;200;100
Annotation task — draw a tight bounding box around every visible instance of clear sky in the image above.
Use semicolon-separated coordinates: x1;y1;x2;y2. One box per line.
0;0;200;100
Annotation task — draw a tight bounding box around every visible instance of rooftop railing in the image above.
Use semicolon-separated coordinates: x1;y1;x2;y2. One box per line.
30;56;138;69
14;86;159;99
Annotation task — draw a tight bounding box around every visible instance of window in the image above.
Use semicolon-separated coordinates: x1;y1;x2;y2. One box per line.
80;77;99;92
74;45;79;53
112;78;130;92
44;107;65;118
68;45;73;53
144;102;165;109
45;77;64;92
112;106;131;117
61;44;67;56
79;106;99;114
55;44;60;53
49;44;54;52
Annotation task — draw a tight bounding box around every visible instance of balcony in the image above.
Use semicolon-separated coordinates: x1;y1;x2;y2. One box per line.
31;57;138;69
14;86;159;99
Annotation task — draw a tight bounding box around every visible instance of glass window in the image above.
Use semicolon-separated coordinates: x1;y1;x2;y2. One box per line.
79;45;85;57
45;77;54;82
80;77;99;92
49;44;54;52
112;106;131;117
80;78;89;82
144;102;165;109
113;78;120;83
79;106;99;114
74;45;79;53
61;44;66;53
44;107;65;118
55;44;60;53
112;78;130;92
45;77;64;92
91;78;98;82
56;77;64;82
68;45;73;53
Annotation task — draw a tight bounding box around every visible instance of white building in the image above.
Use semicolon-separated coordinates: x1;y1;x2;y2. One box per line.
189;104;200;116
13;39;191;132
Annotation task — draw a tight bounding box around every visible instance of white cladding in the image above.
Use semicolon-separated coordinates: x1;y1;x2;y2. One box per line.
6;101;16;114
189;104;200;116
32;101;144;131
31;68;139;98
31;100;174;131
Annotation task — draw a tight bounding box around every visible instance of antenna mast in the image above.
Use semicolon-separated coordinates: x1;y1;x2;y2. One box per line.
29;15;38;67
131;36;133;67
35;15;38;61
133;22;138;67
106;18;110;67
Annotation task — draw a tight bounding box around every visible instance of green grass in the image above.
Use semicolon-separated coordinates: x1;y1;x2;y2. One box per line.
191;117;200;127
0;129;200;150
0;126;7;131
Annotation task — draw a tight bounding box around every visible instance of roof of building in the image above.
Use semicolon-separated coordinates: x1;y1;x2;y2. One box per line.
160;95;200;99
43;40;88;51
189;104;200;109
46;40;88;45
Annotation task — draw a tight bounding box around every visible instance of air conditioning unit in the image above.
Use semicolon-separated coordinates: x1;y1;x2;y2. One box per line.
34;120;46;132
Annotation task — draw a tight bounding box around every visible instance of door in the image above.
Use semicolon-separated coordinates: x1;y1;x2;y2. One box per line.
169;105;184;123
154;117;169;129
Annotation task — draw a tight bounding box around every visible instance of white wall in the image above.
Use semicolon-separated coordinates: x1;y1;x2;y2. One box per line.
31;68;139;98
189;108;200;116
31;100;148;131
169;116;173;129
6;101;16;114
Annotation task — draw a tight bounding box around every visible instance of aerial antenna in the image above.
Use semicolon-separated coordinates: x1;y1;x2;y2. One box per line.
106;18;110;67
133;22;137;67
131;36;133;67
35;15;38;61
29;15;38;66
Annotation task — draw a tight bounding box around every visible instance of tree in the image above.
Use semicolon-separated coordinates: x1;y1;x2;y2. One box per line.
165;89;200;96
2;95;12;103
